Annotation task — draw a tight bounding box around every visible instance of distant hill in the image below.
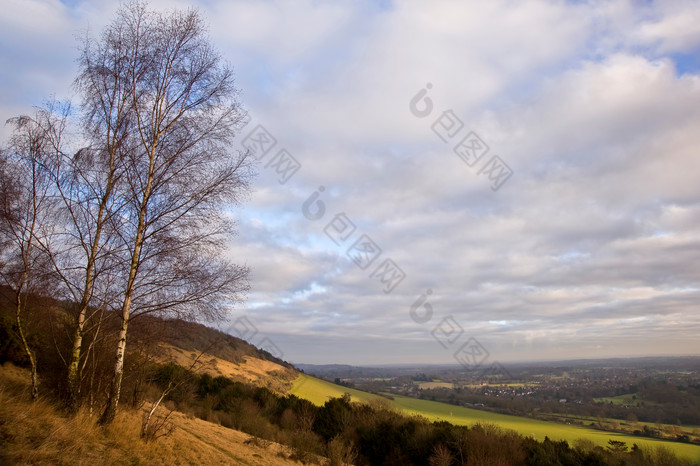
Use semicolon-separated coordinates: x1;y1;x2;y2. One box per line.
154;318;291;368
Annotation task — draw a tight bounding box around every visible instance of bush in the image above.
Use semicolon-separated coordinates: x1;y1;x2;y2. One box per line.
0;315;29;366
326;435;357;466
289;430;323;463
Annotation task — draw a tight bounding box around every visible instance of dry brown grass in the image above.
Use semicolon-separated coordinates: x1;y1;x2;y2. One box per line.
0;363;304;465
155;342;296;392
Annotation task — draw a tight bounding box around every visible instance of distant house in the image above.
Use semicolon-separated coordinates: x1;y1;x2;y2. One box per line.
559;399;567;403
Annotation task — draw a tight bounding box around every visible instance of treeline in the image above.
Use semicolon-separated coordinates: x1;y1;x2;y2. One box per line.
0;1;250;425
145;362;694;465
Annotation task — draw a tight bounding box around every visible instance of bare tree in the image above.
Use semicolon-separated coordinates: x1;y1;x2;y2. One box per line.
428;443;454;466
0;110;59;400
95;2;251;425
26;3;148;411
0;150;11;261
29;95;128;412
52;4;141;412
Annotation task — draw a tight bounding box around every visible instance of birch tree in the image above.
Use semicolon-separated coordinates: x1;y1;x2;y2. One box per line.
95;2;251;425
1;101;125;410
0;110;59;400
58;5;140;412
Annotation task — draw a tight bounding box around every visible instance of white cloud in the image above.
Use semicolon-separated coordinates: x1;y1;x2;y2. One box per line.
633;2;700;54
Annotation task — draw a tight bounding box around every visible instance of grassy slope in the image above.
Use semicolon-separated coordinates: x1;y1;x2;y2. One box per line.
156;342;296;393
290;374;700;462
0;363;298;466
290;372;384;405
391;394;700;461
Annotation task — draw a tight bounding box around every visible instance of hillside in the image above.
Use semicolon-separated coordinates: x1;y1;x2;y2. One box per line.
0;363;302;465
290;372;385;405
145;318;297;393
153;318;290;368
0;287;297;394
127;320;700;463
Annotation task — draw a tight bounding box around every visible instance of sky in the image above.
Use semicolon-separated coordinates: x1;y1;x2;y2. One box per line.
1;0;700;367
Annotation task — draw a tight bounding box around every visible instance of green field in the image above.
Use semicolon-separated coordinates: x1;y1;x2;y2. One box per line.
593;393;662;407
290;373;384;405
415;381;454;389
461;382;538;389
390;395;700;460
290;374;700;462
595;394;639;405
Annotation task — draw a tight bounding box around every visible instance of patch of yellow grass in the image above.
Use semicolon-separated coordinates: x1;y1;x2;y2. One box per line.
290;373;385;406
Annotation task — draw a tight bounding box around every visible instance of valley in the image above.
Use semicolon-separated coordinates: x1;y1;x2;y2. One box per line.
290;372;700;461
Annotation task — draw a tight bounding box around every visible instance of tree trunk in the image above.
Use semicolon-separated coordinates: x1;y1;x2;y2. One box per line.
13;170;40;402
65;148;117;413
65;305;86;412
100;311;129;425
100;143;155;426
15;290;38;400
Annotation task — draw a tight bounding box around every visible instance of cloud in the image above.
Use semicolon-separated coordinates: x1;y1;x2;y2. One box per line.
632;2;700;54
2;0;700;364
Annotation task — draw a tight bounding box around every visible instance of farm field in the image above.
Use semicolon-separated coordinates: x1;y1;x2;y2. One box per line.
290;373;384;405
415;381;454;389
290;374;700;461
532;412;698;440
460;382;538;389
594;393;660;407
595;393;640;405
390;394;700;461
